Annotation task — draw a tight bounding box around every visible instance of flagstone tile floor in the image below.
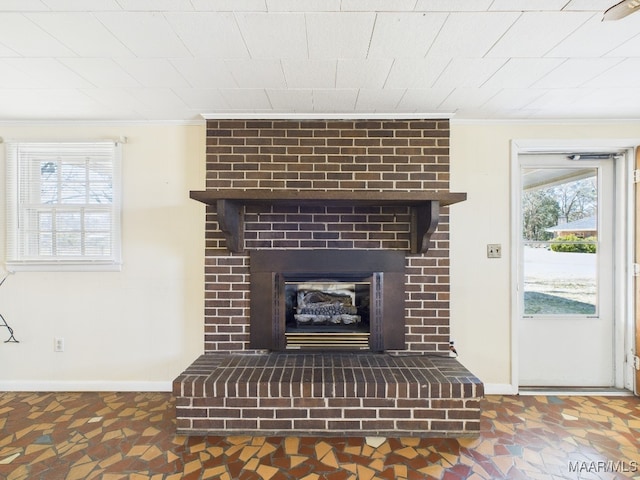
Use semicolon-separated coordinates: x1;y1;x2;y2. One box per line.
0;392;639;479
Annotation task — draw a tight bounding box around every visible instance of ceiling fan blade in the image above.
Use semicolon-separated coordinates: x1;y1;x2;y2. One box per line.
603;0;640;21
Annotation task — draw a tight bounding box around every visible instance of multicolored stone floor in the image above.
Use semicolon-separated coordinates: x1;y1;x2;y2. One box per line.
0;392;639;480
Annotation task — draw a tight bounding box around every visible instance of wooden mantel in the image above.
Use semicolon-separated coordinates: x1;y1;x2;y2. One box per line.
190;189;467;254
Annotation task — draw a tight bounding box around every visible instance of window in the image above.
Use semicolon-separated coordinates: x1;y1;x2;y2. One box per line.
5;141;121;270
521;165;599;315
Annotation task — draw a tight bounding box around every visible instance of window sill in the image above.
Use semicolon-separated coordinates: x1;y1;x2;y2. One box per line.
5;261;122;272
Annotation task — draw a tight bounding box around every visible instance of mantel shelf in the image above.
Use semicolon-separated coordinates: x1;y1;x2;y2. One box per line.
190;189;467;254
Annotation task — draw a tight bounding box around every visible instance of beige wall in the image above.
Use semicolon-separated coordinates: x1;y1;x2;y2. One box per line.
2;120;639;391
0;124;205;389
449;121;640;391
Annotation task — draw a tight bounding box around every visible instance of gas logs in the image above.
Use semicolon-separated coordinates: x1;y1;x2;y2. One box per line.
294;290;362;326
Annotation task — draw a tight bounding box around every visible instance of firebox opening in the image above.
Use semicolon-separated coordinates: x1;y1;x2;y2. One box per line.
284;277;372;350
249;250;407;352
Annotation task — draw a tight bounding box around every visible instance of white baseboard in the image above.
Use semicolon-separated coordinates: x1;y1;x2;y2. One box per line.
1;380;517;395
0;380;173;392
517;387;634;396
482;384;634;396
482;383;518;395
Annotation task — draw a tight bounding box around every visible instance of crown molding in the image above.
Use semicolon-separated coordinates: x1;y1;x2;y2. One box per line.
451;117;640;125
2;116;638;126
200;112;455;120
0;119;205;127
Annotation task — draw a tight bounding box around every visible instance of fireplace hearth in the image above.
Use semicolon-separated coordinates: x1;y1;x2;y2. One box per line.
174;352;483;437
249;250;405;352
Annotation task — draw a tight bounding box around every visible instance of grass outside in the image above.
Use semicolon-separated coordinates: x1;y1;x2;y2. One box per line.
524;246;597;315
524;291;596;315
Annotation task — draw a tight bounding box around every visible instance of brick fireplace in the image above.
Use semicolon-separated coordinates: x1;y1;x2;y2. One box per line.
173;119;483;437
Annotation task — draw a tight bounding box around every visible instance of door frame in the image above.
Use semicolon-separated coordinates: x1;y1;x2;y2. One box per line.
511;139;637;393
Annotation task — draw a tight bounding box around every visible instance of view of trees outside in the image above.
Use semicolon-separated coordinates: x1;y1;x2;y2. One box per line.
523;175;597;243
522;169;598;315
27;157;113;258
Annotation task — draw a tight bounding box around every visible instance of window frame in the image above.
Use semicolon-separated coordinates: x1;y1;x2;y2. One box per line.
5;140;122;271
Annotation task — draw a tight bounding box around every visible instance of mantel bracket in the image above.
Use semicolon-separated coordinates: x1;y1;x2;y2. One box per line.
410;201;440;254
216;199;244;253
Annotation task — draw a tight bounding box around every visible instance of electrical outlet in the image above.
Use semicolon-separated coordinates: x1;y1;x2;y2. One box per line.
54;337;65;352
487;244;502;258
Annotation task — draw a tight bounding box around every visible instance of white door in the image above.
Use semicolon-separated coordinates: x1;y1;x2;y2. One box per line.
518;154;615;387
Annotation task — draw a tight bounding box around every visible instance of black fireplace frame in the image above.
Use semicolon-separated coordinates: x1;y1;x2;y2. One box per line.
250;250;406;351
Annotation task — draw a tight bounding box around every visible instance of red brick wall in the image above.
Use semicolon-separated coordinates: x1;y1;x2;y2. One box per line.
202;119;451;353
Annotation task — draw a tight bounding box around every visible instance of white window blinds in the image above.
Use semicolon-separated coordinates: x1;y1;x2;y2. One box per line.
5;141;122;270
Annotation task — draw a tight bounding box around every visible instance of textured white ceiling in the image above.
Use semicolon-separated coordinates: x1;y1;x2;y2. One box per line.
0;0;638;122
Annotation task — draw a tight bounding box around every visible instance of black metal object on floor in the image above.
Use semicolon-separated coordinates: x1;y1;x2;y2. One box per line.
0;273;18;343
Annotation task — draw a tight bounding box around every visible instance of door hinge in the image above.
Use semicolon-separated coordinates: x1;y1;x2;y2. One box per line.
634;263;640;277
634;169;640;184
633;355;640;371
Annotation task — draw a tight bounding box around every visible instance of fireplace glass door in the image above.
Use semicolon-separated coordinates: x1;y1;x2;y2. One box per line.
249;250;406;352
285;278;371;350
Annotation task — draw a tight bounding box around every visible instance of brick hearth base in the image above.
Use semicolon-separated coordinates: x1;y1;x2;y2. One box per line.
173;353;483;437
